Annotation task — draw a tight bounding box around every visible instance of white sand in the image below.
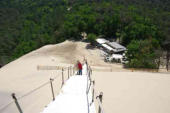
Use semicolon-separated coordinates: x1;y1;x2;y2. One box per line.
0;40;169;113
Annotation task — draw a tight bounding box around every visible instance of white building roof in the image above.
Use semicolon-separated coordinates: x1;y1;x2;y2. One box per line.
96;38;126;53
107;42;126;49
96;38;108;44
101;44;114;51
107;42;126;53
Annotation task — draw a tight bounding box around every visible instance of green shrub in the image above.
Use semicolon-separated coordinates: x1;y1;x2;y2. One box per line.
87;33;97;45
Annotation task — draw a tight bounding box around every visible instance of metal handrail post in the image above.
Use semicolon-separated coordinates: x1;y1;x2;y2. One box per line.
68;67;69;79
11;93;23;113
97;92;103;113
70;66;72;76
50;78;55;101
92;81;95;103
72;66;74;75
62;68;64;87
73;67;75;75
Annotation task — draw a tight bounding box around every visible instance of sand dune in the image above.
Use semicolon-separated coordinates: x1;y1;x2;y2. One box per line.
0;40;169;113
0;40;120;113
92;71;170;113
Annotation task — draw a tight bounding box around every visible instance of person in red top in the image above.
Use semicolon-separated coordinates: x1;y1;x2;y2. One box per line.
77;61;82;75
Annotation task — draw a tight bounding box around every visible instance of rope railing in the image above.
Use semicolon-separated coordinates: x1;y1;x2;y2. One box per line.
0;66;74;113
0;100;14;112
86;69;90;113
86;62;105;113
16;70;65;101
1;62;104;113
17;81;51;101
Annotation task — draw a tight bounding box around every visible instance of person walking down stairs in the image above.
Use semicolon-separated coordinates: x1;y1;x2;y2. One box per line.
77;61;82;75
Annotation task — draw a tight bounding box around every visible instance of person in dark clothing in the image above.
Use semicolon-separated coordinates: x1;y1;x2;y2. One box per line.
77;61;82;75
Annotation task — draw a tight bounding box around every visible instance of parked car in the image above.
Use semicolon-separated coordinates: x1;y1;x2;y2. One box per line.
104;54;123;63
104;56;113;62
121;53;129;64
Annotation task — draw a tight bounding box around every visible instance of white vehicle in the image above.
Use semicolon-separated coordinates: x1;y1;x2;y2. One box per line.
104;54;123;63
121;53;129;64
104;56;113;62
111;54;123;63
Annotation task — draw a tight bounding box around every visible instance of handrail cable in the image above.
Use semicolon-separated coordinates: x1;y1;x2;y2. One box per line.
17;74;60;100
0;62;105;113
0;100;14;111
0;74;61;111
17;81;50;100
87;64;105;113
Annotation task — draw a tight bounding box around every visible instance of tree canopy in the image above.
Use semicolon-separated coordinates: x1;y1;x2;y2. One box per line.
0;0;169;68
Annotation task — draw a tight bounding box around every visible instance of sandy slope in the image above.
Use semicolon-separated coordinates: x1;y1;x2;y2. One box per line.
92;71;170;113
0;40;169;113
0;40;121;113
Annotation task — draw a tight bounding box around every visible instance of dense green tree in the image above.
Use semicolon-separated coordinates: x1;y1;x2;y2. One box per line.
126;39;161;68
0;0;169;69
87;33;97;45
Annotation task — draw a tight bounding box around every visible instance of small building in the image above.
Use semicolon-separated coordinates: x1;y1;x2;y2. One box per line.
96;38;126;54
